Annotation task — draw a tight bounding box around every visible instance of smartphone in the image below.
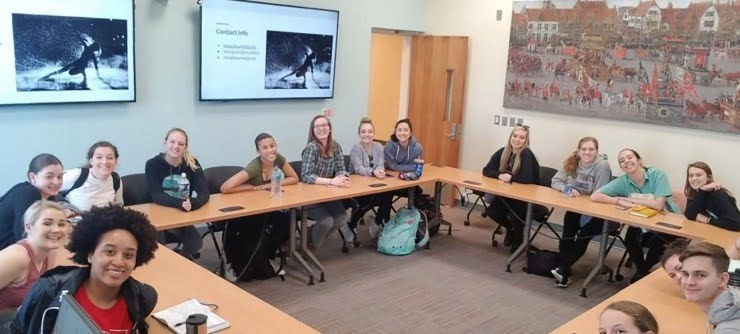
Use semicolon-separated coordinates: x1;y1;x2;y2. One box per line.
368;183;387;188
219;206;244;212
616;204;631;210
463;180;482;185
656;222;682;229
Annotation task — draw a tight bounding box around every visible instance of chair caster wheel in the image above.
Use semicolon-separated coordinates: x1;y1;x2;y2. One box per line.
615;274;624;282
342;244;349;253
464;220;470;226
492;240;498;247
353;240;361;247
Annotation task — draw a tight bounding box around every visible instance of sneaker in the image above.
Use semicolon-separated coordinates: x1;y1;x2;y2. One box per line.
551;267;569;288
224;266;238;283
555;275;570;288
550;268;565;282
369;222;383;239
269;258;286;276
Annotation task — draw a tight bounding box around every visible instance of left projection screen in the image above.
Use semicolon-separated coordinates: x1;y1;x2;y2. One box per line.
0;0;135;106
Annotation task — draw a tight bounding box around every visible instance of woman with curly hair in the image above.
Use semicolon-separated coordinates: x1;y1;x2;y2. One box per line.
12;205;159;334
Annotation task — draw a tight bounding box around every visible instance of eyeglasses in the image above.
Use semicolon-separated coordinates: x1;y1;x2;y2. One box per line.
368;155;374;168
313;123;330;129
515;123;530;129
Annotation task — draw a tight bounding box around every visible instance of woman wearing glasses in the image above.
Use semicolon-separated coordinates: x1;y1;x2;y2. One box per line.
348;117;391;238
301;115;354;252
482;124;540;253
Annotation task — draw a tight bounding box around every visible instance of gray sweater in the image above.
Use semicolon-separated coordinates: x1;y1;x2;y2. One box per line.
551;154;612;195
349;142;385;176
709;287;740;334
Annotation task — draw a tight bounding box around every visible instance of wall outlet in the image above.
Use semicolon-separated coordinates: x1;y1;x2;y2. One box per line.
494;115;501;125
501;116;508;127
509;119;515;127
496;10;502;21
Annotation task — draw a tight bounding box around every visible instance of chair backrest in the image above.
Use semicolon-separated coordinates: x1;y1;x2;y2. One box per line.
289;160;302;181
343;155;351;171
204;166;243;194
121;173;151;205
538;166;558;188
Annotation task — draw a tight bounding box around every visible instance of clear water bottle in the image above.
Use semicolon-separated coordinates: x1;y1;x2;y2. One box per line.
271;166;284;198
415;163;424;177
564;175;574;198
178;173;190;200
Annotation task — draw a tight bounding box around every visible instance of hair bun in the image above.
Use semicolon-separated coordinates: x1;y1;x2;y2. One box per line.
360;116;372;123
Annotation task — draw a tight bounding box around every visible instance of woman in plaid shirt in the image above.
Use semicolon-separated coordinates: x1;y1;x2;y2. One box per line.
301;115;354;251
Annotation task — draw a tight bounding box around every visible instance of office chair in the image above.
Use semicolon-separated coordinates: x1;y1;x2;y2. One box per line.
289;159;360;253
121;173;193;257
203;166;243;277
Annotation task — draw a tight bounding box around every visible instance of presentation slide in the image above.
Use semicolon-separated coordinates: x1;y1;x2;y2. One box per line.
200;0;338;100
0;0;135;106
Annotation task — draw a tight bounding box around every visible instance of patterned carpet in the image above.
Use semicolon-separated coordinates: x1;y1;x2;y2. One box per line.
195;203;632;333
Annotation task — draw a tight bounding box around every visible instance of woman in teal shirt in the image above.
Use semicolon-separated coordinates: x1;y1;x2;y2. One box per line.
220;133;299;192
591;148;680;283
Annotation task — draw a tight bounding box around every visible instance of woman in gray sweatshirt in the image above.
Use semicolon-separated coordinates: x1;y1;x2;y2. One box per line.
550;137;612;288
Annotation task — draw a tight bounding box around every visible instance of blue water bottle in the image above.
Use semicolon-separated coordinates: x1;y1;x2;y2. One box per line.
564;175;574;198
415;163;424;177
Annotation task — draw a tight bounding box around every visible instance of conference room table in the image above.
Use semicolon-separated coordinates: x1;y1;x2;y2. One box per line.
133;246;319;334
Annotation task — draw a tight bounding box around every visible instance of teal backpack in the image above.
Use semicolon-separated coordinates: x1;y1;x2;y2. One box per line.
377;207;429;255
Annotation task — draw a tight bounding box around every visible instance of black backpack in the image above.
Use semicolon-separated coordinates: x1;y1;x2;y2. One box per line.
60;168;121;197
223;211;290;281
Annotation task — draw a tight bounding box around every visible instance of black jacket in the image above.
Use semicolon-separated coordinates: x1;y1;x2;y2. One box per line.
12;266;157;334
144;153;210;210
685;189;740;232
482;147;540;184
0;182;41;250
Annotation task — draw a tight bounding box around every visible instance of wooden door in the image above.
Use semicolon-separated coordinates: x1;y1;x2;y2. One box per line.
407;36;468;203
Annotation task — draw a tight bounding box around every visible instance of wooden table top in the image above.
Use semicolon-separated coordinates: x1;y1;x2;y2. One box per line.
133;247;319;334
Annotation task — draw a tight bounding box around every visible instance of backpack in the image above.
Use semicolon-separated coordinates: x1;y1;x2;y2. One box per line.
223;211;290;281
523;249;559;277
377;207;429;256
60;168;121;197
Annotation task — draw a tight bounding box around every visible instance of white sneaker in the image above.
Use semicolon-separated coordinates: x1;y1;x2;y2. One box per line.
369;222;383;239
224;266;238;283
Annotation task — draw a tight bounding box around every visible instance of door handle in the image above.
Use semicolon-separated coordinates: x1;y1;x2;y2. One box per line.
446;124;458;140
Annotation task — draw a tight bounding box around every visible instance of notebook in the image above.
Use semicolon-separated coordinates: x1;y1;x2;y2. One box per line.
152;298;230;334
629;206;659;218
53;294;103;334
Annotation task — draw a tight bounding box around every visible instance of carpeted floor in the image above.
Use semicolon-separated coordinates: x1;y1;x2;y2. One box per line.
194;203;634;333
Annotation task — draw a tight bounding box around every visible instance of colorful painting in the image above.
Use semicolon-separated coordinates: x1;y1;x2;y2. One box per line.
505;0;740;135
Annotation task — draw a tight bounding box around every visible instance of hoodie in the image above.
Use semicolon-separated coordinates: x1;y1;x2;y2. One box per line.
144;153;210;210
384;136;423;172
12;266;157;334
551;154;612;195
709;287;740;334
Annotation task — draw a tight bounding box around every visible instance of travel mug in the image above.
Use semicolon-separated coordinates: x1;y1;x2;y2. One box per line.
185;313;207;334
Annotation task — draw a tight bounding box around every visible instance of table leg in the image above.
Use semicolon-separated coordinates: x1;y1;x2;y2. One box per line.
289;208;316;285
507;203;532;272
580;219;609;298
433;181;453;235
300;208;326;283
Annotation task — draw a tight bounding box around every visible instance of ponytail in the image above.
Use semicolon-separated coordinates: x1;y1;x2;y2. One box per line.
182;150;199;170
563;150;579;177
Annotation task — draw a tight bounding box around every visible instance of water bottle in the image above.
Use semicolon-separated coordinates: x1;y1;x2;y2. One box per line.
564;175;574;198
178;173;190;199
271;166;284;198
415;163;424;177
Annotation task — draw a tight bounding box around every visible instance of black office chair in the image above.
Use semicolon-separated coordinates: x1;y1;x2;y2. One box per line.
121;173;191;256
463;190;489;226
489;166;559;248
203;166;243;276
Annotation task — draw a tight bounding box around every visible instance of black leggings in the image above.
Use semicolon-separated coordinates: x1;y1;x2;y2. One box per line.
557;211;605;274
624;227;677;276
349;192;395;227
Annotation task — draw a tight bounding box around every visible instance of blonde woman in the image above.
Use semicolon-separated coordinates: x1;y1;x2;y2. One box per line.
145;128;209;260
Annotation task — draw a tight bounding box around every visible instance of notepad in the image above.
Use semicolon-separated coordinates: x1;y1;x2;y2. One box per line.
152;298;230;334
629;206;659;218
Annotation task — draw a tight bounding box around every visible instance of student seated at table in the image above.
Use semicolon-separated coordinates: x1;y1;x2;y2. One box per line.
301;115;353;251
683;161;740;231
679;241;740;333
482;124;540;253
348;117;392;239
12;205;159;334
0;201;67;330
599;300;659;334
659;238;690;286
549;137;612;288
591;149;680;283
732;237;740;260
220;133;299;193
0;154;65;251
61;141;123;213
145;128;209;260
379;118;425;220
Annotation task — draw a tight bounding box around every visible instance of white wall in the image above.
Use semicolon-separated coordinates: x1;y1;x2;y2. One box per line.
0;0;426;191
426;0;740;194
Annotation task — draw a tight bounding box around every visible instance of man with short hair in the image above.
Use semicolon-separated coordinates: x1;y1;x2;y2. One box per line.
680;241;740;333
